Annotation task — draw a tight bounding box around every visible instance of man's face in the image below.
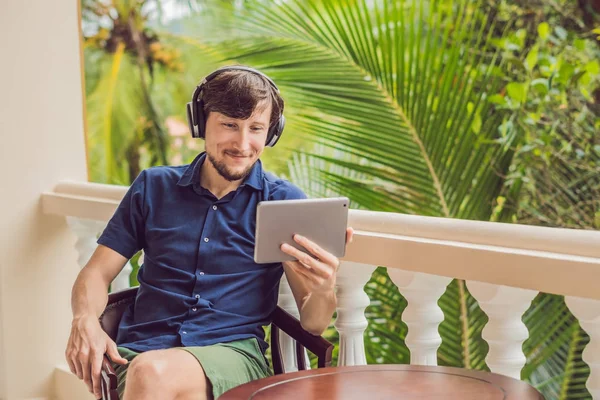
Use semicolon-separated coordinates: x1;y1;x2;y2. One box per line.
204;102;272;182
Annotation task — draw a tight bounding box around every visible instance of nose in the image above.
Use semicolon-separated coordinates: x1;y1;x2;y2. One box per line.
235;128;253;151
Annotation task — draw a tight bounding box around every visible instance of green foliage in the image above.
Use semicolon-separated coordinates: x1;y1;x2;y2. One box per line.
83;1;599;399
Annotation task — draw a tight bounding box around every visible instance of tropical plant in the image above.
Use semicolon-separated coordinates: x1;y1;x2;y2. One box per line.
81;0;222;184
170;0;594;398
487;2;600;398
82;0;598;398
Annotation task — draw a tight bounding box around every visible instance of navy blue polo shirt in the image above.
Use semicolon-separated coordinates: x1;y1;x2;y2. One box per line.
97;152;306;354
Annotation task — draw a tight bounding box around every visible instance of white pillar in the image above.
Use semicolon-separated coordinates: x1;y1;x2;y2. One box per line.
565;296;600;399
66;217;106;267
334;262;376;366
66;217;133;292
467;281;537;379
111;258;135;292
387;270;452;365
277;274;309;371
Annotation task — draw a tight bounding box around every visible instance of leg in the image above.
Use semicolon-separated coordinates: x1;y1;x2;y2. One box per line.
122;348;212;400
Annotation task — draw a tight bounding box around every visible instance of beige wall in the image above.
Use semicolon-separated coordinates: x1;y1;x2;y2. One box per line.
0;1;87;398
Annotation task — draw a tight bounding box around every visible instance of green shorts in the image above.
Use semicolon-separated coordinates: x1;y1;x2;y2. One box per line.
112;338;272;399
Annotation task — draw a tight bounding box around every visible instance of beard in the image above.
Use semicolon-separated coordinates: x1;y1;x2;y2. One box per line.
206;149;256;182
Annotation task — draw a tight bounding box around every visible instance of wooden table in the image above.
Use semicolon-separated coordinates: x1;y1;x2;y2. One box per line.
221;365;545;399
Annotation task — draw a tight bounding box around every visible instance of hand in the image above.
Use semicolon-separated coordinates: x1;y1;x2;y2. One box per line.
281;227;354;294
65;315;128;398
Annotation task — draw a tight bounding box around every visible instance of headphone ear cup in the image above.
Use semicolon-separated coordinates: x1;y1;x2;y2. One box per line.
186;102;199;138
266;114;285;147
196;99;206;139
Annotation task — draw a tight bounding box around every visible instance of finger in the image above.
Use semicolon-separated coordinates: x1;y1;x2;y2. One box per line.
288;261;320;284
293;235;338;267
71;350;83;379
280;243;313;264
107;341;128;365
91;351;103;398
281;243;325;273
65;346;77;375
80;356;93;393
346;227;354;244
71;334;84;379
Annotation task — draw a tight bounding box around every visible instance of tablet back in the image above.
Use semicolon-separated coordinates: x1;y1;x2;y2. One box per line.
254;197;349;264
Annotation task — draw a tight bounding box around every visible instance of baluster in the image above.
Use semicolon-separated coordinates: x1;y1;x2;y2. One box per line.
111;252;136;292
66;216;132;292
467;281;537;379
335;262;376;366
277;274;309;371
66;217;105;267
565;296;600;399
387;270;452;365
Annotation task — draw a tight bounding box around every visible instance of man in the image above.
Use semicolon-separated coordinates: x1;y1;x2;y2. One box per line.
66;65;353;400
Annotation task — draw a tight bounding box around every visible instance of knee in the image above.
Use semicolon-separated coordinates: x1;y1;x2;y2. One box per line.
127;353;169;389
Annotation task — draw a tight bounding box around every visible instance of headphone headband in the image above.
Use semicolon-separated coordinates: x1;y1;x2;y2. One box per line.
186;66;285;147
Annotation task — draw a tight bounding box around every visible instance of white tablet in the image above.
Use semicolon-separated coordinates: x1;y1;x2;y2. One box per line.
254;197;350;264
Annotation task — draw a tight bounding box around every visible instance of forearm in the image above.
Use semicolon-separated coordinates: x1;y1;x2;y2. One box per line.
299;289;337;335
71;268;110;320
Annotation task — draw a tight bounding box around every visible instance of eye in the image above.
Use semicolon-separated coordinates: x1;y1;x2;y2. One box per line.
222;123;236;129
251;126;264;132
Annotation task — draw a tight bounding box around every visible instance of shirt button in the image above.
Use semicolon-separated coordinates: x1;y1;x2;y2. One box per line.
212;205;218;211
195;294;200;299
199;271;205;276
192;307;197;312
182;331;187;335
204;238;209;242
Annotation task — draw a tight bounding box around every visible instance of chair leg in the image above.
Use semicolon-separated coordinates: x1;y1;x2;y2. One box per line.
271;325;285;375
296;343;307;370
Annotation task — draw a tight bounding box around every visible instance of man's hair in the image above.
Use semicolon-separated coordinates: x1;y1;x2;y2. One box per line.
202;69;284;129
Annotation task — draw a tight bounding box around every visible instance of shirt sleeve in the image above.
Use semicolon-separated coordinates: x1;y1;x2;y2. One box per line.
268;180;308;201
97;170;147;259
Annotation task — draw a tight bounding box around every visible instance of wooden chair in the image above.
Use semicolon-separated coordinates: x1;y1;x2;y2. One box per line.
98;286;334;400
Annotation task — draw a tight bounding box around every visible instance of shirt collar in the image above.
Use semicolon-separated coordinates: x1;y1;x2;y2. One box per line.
177;151;264;191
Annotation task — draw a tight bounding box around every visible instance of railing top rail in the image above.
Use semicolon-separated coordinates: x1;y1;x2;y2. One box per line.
42;181;600;299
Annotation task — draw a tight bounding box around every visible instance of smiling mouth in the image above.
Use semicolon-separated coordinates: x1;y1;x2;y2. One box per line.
225;151;249;158
225;153;249;161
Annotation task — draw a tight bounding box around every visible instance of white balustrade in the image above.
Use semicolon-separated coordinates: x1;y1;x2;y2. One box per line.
42;182;600;398
565;296;600;399
66;216;133;292
387;270;452;365
111;256;135;292
466;282;537;379
66;217;106;267
277;274;309;371
334;261;376;366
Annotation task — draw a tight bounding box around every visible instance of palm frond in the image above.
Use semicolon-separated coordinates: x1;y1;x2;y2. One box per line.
86;43;143;184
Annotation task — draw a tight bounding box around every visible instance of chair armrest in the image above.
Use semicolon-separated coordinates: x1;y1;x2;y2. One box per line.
100;287;138;340
271;306;333;369
100;354;119;400
106;287;139;304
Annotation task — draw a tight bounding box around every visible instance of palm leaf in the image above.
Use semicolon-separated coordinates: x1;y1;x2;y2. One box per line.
202;0;514;375
85;0;592;397
522;294;591;399
86;43;143;184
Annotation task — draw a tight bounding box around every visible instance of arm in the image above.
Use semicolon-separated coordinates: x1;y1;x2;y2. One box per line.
71;244;128;319
283;262;337;335
66;244;131;399
282;228;354;336
68;170;146;398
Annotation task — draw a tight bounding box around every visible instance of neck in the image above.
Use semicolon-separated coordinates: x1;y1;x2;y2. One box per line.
199;158;243;200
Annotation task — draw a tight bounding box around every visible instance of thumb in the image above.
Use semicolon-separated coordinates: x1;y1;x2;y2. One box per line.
106;341;128;365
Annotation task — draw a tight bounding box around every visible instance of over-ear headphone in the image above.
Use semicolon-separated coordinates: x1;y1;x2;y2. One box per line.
186;65;285;147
